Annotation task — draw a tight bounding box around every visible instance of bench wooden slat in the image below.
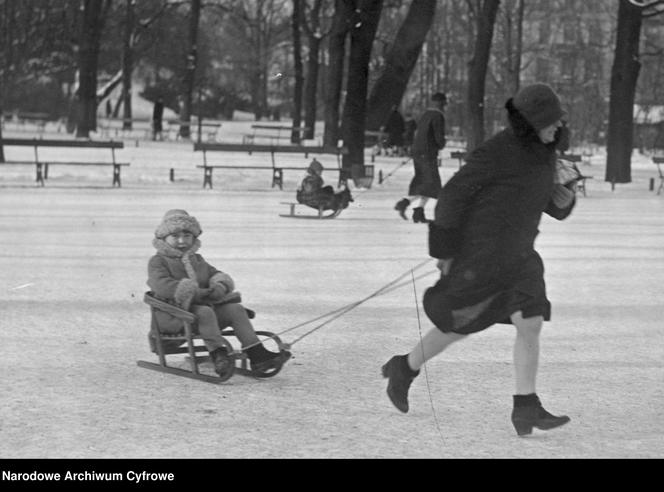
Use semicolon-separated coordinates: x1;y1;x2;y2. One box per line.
560;154;582;162
38;162;129;166
196;165;273;170
1;161;128;166
195;165;338;171
0;138;123;149
193;143;346;154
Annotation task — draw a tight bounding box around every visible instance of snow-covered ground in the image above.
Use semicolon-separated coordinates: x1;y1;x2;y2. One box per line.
1;122;663;458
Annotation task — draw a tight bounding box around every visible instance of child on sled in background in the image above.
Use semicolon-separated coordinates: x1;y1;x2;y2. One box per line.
296;158;353;211
147;209;291;378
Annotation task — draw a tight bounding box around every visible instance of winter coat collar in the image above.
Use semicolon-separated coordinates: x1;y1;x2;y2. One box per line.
152;237;201;259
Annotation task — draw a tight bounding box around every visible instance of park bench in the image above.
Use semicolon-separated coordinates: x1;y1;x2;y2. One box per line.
99;117;152;140
242;124;311;145
653;157;664;195
2;112;50;134
364;130;386;162
450;150;467;168
0;138;129;187
167;119;222;142
559;153;593;196
193;142;348;190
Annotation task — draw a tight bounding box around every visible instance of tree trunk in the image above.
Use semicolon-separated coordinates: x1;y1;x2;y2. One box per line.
0;105;4;161
291;0;304;144
180;0;201;139
303;0;324;140
365;0;437;131
466;0;499;152
504;0;524;95
606;0;643;184
76;0;106;138
122;0;135;131
323;0;354;148
341;0;383;180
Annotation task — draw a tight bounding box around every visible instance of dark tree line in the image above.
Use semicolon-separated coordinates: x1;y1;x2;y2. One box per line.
2;0;664;185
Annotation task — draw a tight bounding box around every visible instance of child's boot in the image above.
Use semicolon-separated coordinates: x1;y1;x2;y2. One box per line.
394;198;410;220
209;347;234;380
511;394;570;436
246;344;291;376
381;355;420;413
412;207;429;223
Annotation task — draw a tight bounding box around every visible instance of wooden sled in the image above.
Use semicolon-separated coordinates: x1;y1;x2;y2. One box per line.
137;292;289;384
279;201;343;220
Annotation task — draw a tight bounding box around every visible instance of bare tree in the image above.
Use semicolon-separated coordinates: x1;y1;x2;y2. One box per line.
121;0;135;130
323;0;355;148
500;0;524;95
77;0;111;138
340;0;383;178
302;0;330;139
291;0;305;143
177;0;201;138
606;0;664;184
465;0;499;151
365;0;437;131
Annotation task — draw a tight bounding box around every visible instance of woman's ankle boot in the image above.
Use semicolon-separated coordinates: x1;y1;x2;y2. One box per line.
511;394;570;436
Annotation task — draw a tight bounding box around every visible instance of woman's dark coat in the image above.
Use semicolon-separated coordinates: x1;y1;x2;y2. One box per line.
423;100;575;334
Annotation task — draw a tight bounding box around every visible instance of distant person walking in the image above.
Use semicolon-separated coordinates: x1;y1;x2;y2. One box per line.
381;83;576;436
152;97;164;141
382;105;405;157
403;113;417;156
394;92;447;223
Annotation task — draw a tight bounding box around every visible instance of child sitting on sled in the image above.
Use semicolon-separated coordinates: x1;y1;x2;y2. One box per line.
296;159;353;211
147;209;291;378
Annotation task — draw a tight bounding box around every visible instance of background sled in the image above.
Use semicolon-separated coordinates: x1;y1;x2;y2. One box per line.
137;292;288;383
279;201;343;219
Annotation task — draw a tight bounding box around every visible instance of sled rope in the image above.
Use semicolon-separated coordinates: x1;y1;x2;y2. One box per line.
378;157;411;186
242;259;435;350
346;157;411;202
285;258;432;346
275;268;438;337
411;270;445;444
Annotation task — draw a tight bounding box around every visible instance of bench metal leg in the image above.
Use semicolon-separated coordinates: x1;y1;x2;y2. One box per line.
272;168;283;189
658;178;663;195
203;167;213;189
35;163;45;187
112;164;121;187
578;179;586;197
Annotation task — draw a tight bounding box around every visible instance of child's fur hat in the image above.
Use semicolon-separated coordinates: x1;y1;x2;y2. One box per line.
154;209;202;239
308;158;323;176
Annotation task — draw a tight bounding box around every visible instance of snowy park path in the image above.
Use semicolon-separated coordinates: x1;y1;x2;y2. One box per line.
1;139;663;458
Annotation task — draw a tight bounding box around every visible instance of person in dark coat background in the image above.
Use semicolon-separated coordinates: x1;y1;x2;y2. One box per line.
382;105;405;156
382;83;577;437
402;112;417;156
394;92;447;223
152;97;164;141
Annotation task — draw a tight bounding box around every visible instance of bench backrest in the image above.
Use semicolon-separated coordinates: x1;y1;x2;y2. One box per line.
559;153;582;163
250;125;309;132
193;142;347;155
654;157;664;177
0;138;123;149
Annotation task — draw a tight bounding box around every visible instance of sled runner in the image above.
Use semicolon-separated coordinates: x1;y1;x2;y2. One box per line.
279;201;343;219
137;292;289;384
